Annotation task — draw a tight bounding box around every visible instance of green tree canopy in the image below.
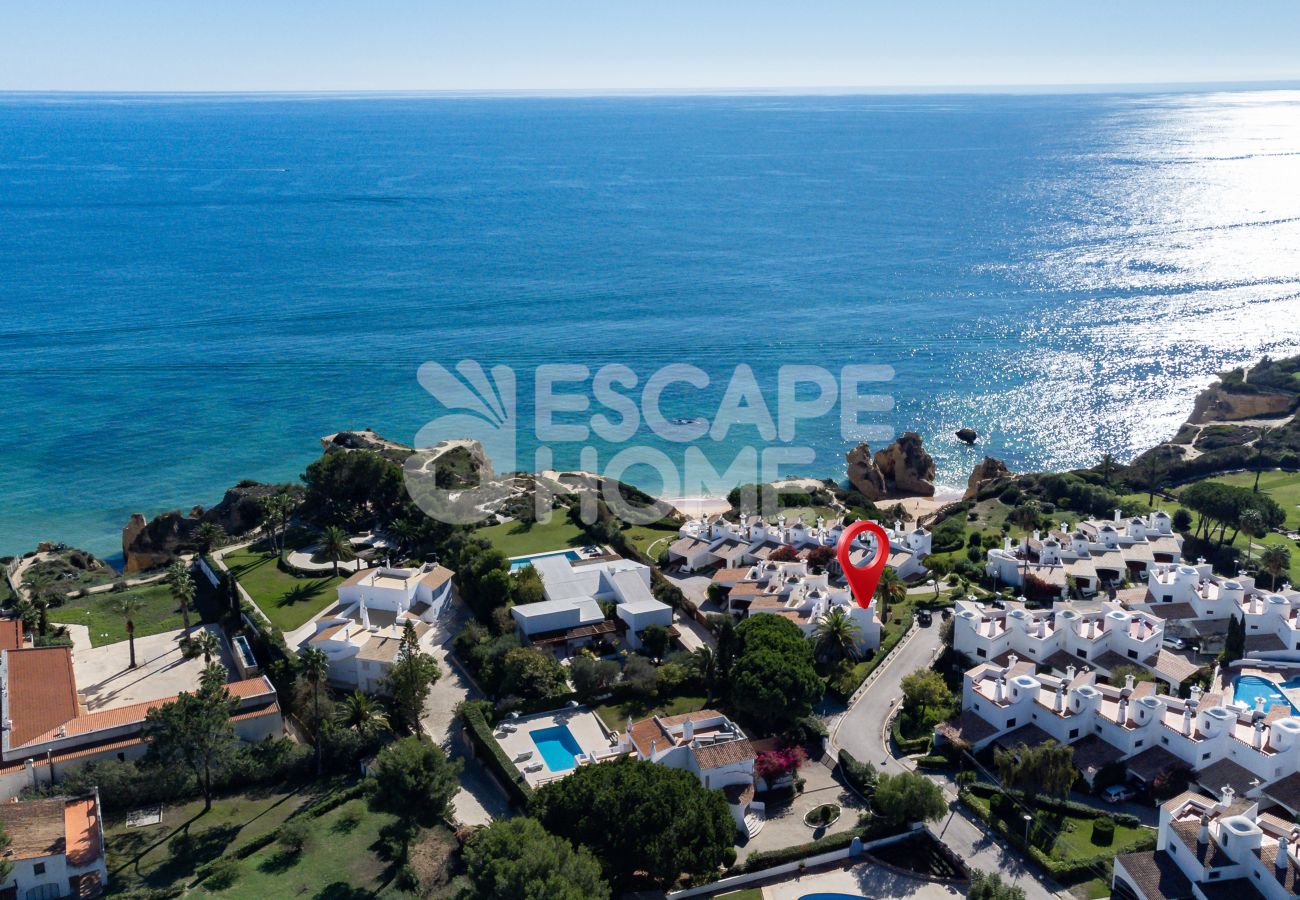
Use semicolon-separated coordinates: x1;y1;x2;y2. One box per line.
141;664;238;810
382;620;442;733
994;740;1075;804
364;735;462;828
531;756;734;890
871;771;948;826
969;869;1027;900
730;613;823;732
900;669;955;721
500;647;569;701
462;816;610;900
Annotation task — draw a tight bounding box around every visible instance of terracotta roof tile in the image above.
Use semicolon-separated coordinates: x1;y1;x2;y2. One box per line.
0;618;23;651
0;798;67;860
420;565;455;591
64;797;102;867
5;646;80;747
1115;850;1193;900
693;738;755;769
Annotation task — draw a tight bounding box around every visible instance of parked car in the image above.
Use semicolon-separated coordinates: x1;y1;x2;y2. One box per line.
1162;636;1187;650
917;609;933;626
1102;784;1134;804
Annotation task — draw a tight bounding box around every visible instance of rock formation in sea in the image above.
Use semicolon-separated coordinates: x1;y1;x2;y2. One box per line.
955;427;978;444
120;482;284;573
963;456;1011;500
846;432;937;499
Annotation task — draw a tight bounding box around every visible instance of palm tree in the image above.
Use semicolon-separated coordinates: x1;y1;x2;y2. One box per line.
1012;499;1042;583
190;628;222;664
319;526;355;577
1239;508;1266;565
336;690;390;740
193;522;227;555
690;646;720;703
1260;544;1292;591
22;570;59;606
116;595;145;668
1098;453;1118;487
300;647;329;775
1253;426;1274;492
875;567;906;622
166;561;196;632
259;491;296;558
388;518;419;559
812;606;863;663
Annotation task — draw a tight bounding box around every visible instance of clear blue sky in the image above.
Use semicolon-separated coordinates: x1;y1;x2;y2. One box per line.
4;1;1299;92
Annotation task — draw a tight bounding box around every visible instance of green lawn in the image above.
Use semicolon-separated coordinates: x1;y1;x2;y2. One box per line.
472;515;587;559
593;693;708;732
717;890;764;900
200;796;423;898
223;549;344;633
622;522;681;561
1205;470;1300;530
48;581;186;647
105;785;324;895
764;505;840;525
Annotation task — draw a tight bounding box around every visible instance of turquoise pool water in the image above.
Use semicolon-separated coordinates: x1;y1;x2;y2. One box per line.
1234;675;1300;714
509;549;582;572
530;725;584;772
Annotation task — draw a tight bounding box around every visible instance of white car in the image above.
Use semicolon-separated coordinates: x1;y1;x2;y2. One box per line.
1162;636;1187;650
1102;785;1134;804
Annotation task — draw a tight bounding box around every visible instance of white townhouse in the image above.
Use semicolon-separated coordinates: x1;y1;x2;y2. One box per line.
1113;787;1300;900
986;510;1183;599
511;555;673;655
951;598;1196;688
1142;563;1300;662
623;709;767;838
714;559;881;656
940;656;1300;810
0;794;110;899
304;562;453;691
669;514;932;581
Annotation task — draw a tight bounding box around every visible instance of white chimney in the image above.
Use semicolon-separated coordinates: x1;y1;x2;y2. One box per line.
649;740;656;757
1125;673;1135;691
1183;707;1194;735
683;716;694;741
1199;813;1210;845
1221;785;1236;807
1256;696;1267;715
1276;833;1289;872
1007;653;1019;671
995;677;1006;703
1253;721;1265;750
1191;685;1203;705
1066;665;1077;681
1054;682;1065;712
359;599;371;630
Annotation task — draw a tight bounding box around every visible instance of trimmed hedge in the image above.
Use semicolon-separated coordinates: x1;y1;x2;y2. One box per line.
960;788;1154;882
891;719;932;755
462;701;534;807
914;754;952;770
963;781;1140;827
830;622;912;699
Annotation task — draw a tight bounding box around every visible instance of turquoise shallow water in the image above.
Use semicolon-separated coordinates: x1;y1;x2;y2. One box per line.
3;91;1300;560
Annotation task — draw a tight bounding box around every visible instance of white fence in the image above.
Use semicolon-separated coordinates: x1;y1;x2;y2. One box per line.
665;825;920;899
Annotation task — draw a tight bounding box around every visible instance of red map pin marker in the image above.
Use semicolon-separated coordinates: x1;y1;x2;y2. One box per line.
836;519;890;610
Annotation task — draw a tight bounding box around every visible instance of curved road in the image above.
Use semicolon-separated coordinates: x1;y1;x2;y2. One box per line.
831;623;1063;900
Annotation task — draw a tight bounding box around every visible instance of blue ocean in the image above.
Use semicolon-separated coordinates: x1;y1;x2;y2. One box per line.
3;91;1300;561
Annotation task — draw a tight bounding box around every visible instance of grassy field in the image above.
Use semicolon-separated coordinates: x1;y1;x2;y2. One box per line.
48;581;186;647
622;521;681;561
223;549;344;633
104;782;456;898
106;785;324;895
763;505;840;525
472;515;587;559
593;693;707;732
1204;470;1300;531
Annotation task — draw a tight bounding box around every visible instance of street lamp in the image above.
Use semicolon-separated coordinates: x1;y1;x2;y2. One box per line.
1023;813;1033;845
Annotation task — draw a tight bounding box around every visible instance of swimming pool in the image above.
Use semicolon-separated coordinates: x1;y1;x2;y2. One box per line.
530;725;584;772
509;548;582;571
1234;675;1300;714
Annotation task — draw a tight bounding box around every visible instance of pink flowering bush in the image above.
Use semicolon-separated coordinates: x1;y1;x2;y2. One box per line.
755;745;808;782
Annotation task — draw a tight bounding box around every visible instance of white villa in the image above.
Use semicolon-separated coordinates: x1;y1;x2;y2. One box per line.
714;559;882;656
669;515;932;581
985;510;1183;599
951;598;1198;689
511;555;673;655
1139;563;1300;661
939;655;1300;814
624;709;767;837
1113;787;1300;900
304;562;454;692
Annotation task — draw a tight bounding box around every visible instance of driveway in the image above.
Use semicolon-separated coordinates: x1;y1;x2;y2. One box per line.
830;623;1061;900
739;759;866;857
419;590;511;828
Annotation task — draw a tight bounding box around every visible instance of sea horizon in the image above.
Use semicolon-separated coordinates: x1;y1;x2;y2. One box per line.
4;88;1300;560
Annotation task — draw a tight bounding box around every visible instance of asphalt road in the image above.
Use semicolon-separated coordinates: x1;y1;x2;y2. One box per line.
831;622;1064;900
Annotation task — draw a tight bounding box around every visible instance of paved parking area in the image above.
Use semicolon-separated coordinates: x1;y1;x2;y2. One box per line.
72;624;233;711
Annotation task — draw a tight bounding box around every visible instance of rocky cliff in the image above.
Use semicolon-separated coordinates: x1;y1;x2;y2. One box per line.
963;456;1011;500
121;481;285;573
846;432;937;499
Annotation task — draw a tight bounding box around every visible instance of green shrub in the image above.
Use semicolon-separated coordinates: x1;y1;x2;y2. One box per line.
277;820;311;854
205;857;240;890
914;754;951;769
462;700;533;806
891;719;932;755
1092;816;1116;846
838;750;878;800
